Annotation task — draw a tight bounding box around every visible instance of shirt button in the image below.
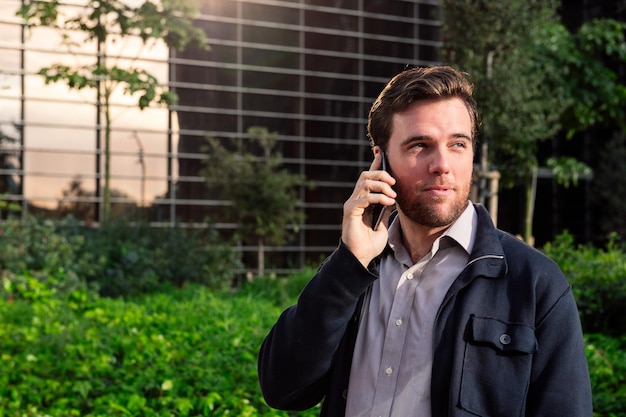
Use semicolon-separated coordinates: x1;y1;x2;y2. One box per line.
499;334;511;345
395;319;403;326
406;272;414;280
385;367;393;375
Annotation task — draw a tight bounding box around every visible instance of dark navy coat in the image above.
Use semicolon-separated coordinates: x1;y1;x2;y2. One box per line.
258;204;592;417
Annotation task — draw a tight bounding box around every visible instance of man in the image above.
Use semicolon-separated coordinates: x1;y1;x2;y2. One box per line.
258;66;592;417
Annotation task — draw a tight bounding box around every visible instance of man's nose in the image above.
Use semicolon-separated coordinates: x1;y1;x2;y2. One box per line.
429;148;451;175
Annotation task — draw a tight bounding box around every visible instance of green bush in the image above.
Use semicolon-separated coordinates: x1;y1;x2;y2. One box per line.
76;220;241;296
542;231;626;336
0;216;91;300
0;215;241;298
0;266;625;416
586;334;626;417
0;215;82;274
0;271;318;416
238;267;317;307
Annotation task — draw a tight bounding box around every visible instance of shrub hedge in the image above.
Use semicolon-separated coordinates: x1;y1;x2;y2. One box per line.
542;231;626;336
585;334;626;416
1;267;625;416
0;270;320;416
0;216;241;297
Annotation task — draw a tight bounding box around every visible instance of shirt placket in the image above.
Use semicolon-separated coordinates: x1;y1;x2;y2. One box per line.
369;265;423;417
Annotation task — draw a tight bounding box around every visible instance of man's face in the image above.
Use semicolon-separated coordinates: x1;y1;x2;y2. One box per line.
387;97;474;229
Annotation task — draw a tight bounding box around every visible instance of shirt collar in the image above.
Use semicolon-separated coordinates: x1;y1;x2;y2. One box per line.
442;201;477;255
388;201;477;261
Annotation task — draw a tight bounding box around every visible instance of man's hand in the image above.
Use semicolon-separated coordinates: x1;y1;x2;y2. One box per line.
341;150;396;268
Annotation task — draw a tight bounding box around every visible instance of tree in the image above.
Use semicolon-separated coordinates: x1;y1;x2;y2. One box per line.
57;175;138;222
202;127;311;277
511;18;626;242
0;124;22;216
17;0;208;221
531;19;626;138
0;124;21;196
442;1;626;243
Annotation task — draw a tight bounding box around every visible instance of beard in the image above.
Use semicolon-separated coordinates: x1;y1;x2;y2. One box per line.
395;180;471;228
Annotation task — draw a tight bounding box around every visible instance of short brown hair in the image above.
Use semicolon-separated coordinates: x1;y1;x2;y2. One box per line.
367;65;479;151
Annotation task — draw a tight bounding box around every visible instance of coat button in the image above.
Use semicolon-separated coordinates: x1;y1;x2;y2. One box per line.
499;333;511;345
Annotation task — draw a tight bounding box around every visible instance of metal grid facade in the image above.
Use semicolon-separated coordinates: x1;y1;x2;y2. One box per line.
0;0;442;271
172;0;442;269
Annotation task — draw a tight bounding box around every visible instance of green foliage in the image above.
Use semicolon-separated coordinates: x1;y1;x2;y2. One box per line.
77;220;241;296
0;215;240;299
203;127;309;247
531;19;626;138
542;231;626;336
541;233;626;415
17;0;207;49
202;127;312;275
0;276;319;416
238;267;318;308
0;199;21;216
546;156;592;188
0;124;21;196
0;216;90;299
585;334;626;417
1;263;624;416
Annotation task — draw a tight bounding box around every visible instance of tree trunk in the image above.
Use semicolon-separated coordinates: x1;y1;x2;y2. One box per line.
478;50;495;206
478;140;489;205
103;90;111;222
257;237;265;278
524;166;538;246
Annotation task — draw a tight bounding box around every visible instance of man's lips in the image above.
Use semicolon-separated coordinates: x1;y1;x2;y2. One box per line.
421;185;455;196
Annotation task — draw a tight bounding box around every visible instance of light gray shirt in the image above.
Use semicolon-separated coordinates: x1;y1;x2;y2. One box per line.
345;203;477;417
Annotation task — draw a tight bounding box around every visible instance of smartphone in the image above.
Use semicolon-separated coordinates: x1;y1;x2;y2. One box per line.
371;151;389;231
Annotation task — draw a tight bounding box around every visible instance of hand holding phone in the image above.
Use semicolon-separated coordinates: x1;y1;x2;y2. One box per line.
341;150;395;267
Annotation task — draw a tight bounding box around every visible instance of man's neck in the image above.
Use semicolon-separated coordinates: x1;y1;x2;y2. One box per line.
397;216;450;264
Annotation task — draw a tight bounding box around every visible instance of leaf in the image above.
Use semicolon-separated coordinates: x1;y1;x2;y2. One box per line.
546;156;593;188
73;380;92;399
16;0;60;27
161;379;174;391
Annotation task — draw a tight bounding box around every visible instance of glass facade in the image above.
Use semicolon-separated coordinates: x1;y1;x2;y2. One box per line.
0;0;174;222
1;0;441;271
172;0;442;269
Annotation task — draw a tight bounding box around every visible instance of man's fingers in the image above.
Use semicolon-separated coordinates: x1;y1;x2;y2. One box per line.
369;151;382;171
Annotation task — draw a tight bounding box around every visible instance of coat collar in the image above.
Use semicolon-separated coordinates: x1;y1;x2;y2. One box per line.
462;203;508;280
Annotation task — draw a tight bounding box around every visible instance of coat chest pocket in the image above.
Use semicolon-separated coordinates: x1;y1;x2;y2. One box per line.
459;315;538;417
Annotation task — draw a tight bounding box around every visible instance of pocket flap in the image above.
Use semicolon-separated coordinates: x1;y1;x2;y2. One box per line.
468;315;538;354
